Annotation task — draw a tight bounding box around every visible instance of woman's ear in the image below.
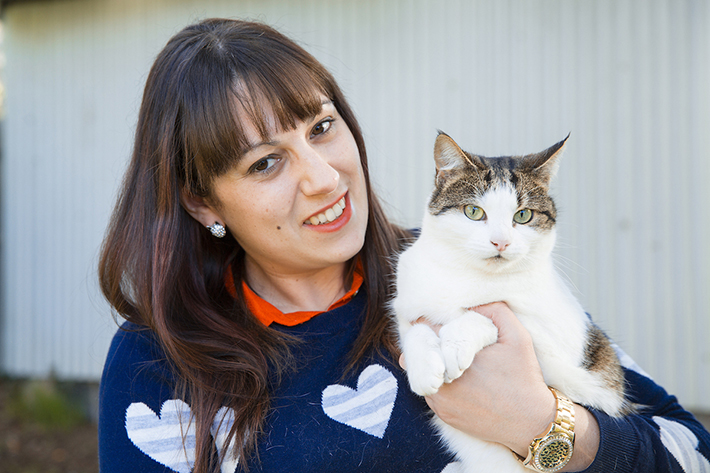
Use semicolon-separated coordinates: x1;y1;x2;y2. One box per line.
180;191;224;228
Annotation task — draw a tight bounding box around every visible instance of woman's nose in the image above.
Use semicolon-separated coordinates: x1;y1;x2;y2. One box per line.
297;147;339;196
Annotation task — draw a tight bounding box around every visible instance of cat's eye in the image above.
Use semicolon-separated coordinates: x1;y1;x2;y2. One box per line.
464;205;485;221
513;209;533;224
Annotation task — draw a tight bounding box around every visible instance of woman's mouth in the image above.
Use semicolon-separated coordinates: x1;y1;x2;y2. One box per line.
306;196;346;226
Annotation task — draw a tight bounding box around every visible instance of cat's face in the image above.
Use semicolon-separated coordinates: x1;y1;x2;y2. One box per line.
425;132;568;273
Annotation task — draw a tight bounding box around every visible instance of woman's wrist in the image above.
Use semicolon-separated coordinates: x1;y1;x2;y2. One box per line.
506;393;599;472
505;386;558;457
559;404;599;472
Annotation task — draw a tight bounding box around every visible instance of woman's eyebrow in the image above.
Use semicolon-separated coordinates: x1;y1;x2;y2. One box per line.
303;99;334;123
243;100;335;154
243;139;277;155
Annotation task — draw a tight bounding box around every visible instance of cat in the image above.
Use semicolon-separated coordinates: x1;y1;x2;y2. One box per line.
391;132;631;472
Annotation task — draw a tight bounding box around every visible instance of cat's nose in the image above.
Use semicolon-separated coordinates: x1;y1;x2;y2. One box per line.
491;240;509;252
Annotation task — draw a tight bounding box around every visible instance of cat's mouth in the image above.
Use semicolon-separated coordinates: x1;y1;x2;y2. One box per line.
486;253;510;263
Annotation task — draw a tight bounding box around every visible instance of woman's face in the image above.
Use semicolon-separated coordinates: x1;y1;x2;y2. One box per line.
198;97;369;277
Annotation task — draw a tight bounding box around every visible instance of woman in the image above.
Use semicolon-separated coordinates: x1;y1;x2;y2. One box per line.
98;18;710;473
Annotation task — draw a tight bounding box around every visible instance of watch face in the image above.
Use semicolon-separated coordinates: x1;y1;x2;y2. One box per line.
533;433;574;472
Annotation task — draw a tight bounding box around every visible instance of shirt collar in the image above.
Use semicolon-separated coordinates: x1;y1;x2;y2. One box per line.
226;261;364;327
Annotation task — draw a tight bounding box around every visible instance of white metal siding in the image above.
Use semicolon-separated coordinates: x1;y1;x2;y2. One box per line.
1;0;709;409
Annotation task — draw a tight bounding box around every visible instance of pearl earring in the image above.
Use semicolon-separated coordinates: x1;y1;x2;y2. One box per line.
208;222;226;238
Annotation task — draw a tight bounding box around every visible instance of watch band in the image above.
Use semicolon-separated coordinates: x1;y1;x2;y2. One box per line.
517;387;576;472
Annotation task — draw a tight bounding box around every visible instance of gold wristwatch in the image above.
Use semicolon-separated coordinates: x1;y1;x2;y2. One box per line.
517;387;576;472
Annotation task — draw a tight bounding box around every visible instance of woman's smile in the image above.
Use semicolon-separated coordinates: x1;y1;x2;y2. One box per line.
304;193;351;232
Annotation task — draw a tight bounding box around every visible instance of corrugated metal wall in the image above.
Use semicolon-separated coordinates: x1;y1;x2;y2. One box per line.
2;0;709;410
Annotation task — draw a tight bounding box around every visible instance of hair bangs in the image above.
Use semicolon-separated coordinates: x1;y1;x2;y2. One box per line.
233;48;332;141
178;50;246;197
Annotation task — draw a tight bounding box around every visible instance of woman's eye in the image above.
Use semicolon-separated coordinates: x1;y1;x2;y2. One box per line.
311;118;333;136
513;209;533;224
250;156;280;174
464;205;485;221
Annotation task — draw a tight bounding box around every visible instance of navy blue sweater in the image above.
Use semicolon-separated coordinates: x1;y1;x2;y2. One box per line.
99;289;710;472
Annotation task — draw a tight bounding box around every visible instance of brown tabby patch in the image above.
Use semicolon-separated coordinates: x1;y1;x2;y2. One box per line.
582;324;635;415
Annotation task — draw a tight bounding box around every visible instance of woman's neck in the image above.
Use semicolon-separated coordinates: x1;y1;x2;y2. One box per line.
243;256;351;313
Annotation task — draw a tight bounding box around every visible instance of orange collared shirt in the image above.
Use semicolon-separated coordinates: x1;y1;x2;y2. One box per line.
225;263;364;327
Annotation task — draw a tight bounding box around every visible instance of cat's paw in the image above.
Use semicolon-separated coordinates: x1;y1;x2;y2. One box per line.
439;313;498;383
403;323;446;396
408;357;446;396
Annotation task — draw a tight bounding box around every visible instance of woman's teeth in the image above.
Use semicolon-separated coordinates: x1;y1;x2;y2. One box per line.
308;197;346;225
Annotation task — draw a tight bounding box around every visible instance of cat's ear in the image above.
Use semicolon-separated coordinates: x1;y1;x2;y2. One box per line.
434;131;485;175
522;133;570;186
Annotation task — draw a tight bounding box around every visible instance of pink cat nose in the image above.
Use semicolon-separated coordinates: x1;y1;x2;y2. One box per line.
491;240;509;251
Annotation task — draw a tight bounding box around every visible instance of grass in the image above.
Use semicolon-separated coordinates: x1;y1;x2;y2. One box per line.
6;379;87;431
0;376;99;473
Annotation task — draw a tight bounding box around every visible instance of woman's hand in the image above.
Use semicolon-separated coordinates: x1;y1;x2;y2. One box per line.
407;302;599;471
423;302;555;455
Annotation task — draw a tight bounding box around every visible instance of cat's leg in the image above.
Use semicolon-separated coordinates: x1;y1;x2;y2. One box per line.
532;324;631;416
439;311;498;383
401;322;447;396
542;361;629;417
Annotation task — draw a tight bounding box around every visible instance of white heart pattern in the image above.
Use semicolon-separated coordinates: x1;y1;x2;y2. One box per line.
125;400;196;473
212;406;240;473
321;364;398;438
125;400;238;473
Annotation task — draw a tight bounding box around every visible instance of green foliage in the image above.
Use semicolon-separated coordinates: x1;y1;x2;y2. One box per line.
6;379;87;431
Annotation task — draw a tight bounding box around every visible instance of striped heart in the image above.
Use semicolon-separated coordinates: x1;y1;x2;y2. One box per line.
125;400;238;473
125;399;196;473
212;406;240;473
321;364;398;438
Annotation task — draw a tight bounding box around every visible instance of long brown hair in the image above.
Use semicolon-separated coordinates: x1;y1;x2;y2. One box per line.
98;18;410;472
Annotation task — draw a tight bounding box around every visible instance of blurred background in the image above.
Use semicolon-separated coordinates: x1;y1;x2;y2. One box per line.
0;0;708;471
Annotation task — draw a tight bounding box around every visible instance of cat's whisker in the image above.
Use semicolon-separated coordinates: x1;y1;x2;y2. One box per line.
552;261;584;295
552;249;587;272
